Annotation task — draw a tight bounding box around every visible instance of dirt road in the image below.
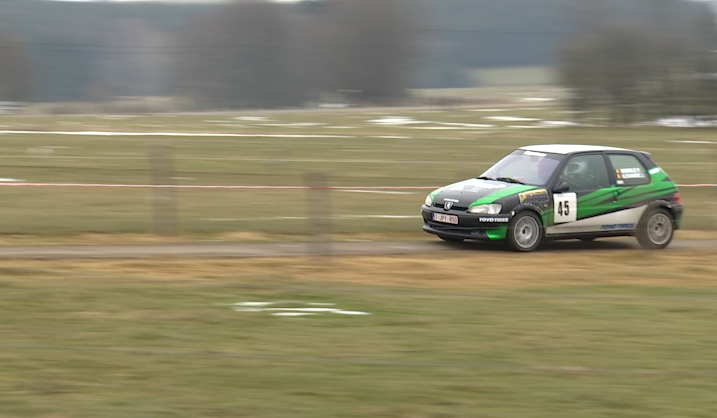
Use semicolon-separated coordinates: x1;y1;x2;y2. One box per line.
1;239;716;259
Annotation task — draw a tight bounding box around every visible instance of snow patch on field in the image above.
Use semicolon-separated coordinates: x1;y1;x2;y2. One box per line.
485;116;540;122
540;120;579;127
668;140;717;144
0;131;353;139
655;117;717;128
227;301;370;317
368;116;492;129
234;116;270;121
520;97;554;102
258;122;325;127
368;116;421;125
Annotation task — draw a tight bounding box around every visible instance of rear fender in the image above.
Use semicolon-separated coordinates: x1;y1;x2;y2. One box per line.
643;199;681;229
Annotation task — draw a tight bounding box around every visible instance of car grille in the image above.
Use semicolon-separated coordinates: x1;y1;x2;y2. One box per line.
433;203;468;211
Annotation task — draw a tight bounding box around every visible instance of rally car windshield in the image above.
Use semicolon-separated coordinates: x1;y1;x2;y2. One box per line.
480;150;565;186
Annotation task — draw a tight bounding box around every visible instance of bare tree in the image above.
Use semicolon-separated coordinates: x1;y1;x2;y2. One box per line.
172;0;421;109
0;31;34;101
92;19;173;99
173;2;302;109
312;0;420;104
560;0;717;122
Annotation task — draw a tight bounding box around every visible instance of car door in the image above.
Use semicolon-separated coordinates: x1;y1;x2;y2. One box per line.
546;152;613;235
601;152;656;230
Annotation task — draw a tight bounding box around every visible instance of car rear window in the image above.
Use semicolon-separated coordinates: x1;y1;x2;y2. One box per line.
608;154;650;186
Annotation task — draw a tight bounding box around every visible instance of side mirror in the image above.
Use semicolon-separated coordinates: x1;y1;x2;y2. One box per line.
553;181;570;193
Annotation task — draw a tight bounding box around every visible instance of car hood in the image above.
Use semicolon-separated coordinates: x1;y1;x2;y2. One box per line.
432;178;538;207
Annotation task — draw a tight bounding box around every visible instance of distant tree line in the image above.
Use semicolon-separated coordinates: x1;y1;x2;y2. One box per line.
0;31;33;101
171;0;419;108
559;0;717;122
0;0;716;117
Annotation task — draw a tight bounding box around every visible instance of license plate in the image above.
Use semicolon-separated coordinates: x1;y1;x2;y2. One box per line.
432;213;458;225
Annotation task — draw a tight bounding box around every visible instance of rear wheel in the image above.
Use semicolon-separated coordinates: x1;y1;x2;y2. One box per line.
506;212;543;252
636;208;674;249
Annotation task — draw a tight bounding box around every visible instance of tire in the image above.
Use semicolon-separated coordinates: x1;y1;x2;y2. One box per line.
636;208;674;250
439;235;464;243
506;211;543;252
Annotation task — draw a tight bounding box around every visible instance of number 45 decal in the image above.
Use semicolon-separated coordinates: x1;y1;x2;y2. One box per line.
553;192;577;223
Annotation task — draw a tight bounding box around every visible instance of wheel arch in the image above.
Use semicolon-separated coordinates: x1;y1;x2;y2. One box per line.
509;203;547;229
643;199;678;226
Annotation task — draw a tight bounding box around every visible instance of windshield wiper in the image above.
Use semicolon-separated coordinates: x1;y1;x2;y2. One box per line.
496;177;525;185
476;176;495;181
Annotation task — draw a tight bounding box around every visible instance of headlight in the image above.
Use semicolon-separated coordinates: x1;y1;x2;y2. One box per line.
467;204;502;214
424;194;433;206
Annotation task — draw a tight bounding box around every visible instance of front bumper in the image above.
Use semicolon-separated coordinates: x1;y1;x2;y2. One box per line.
421;205;510;241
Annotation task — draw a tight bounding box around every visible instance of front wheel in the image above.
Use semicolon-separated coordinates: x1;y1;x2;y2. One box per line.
506;212;543;252
636;208;674;250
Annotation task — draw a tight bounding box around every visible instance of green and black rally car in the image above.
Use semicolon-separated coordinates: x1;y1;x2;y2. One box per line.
421;144;683;251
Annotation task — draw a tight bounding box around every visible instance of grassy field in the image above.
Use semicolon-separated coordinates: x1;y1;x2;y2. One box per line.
2;99;716;417
1;102;716;242
2;249;717;417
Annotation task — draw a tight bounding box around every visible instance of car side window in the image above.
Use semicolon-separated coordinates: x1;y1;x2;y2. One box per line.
608;154;650;186
558;154;610;191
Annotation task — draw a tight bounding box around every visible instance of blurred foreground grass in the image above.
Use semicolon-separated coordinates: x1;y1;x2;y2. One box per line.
2;250;717;417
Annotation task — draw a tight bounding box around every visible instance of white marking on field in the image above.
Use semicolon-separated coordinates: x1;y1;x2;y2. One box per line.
508;125;550;129
237;302;276;307
368;116;492;129
520;97;554;102
0;131;353;139
540;120;579;127
374;136;410;139
669;140;717;145
229;301;370;317
471;107;543;112
234;116;270;121
0;178;23;182
410;126;468;130
437;122;494;128
656;118;717;128
205;215;422;222
485;116;540;122
368;117;421;125
323;126;357;129
339;189;417;195
257;122;325;127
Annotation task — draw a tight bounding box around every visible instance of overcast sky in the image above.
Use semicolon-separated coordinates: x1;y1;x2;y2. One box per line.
51;0;300;2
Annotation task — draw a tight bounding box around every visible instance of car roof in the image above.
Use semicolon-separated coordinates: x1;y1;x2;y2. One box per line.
519;144;636;155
